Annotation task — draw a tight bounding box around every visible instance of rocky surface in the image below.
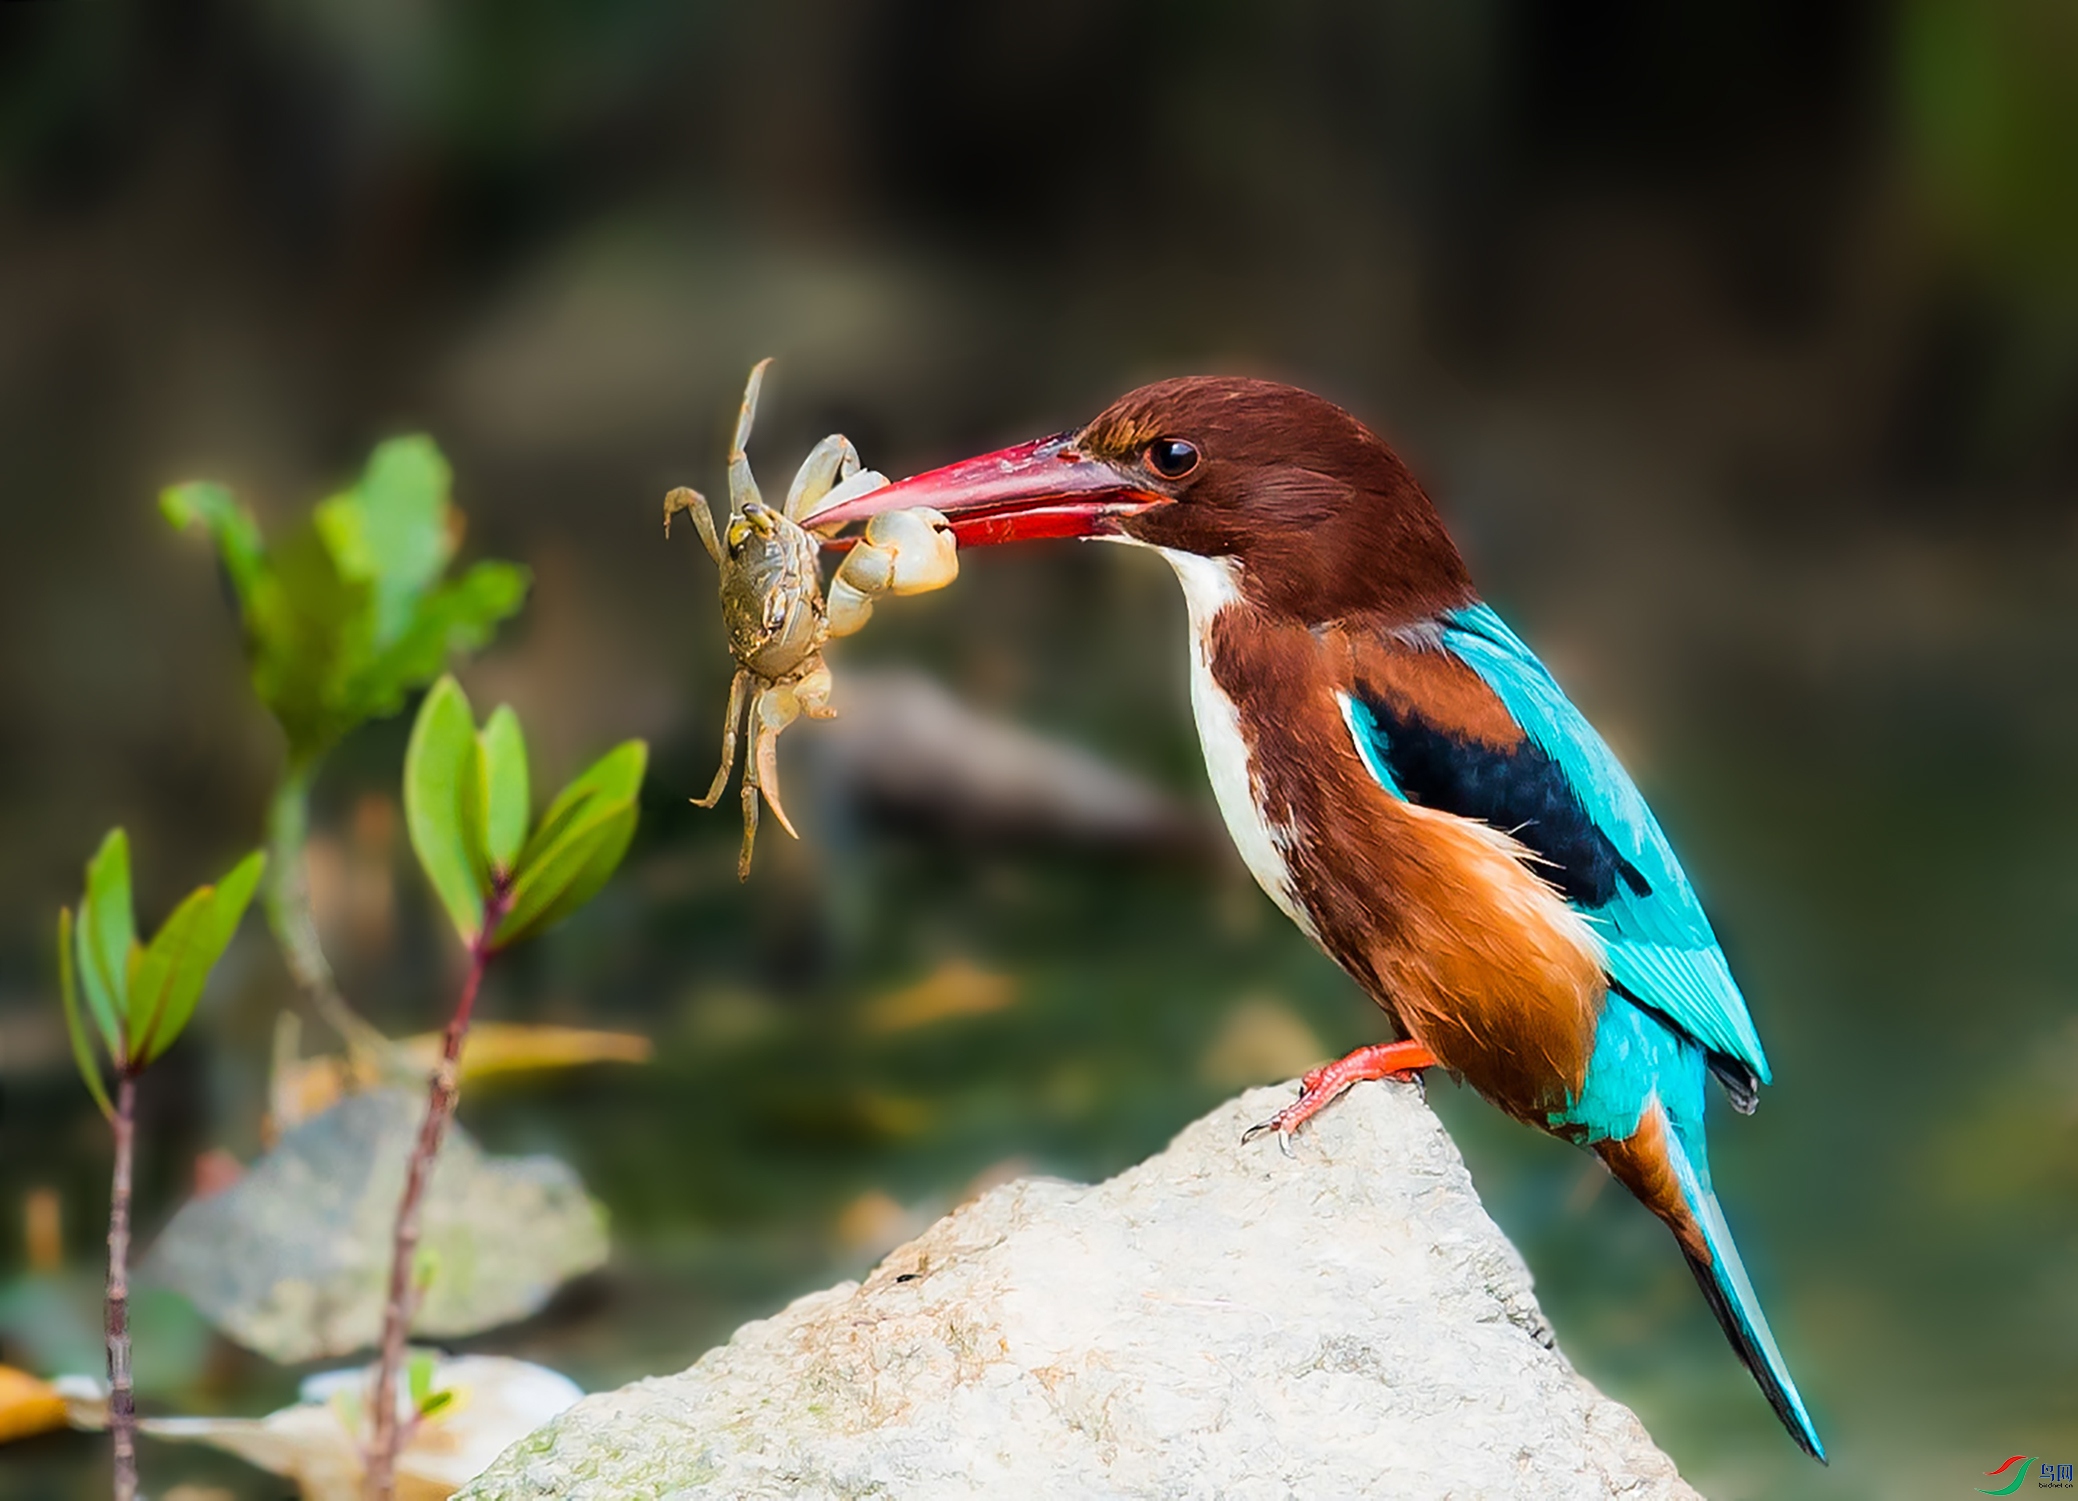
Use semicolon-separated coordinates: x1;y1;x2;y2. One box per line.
463;1080;1700;1500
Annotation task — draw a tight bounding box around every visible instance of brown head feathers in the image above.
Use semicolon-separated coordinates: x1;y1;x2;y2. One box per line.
1079;377;1476;626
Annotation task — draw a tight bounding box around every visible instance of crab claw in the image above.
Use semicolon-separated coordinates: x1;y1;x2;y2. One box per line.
783;434;863;522
827;508;959;637
809;465;890;521
876;508;959;593
728;359;773;515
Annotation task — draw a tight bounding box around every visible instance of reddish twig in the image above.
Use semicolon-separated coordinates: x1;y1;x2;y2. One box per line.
106;1072;138;1501
363;887;509;1501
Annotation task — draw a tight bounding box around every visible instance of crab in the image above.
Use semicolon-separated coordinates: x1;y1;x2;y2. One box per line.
665;359;958;878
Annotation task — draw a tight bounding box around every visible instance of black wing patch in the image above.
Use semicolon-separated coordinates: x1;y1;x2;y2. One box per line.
1352;689;1650;910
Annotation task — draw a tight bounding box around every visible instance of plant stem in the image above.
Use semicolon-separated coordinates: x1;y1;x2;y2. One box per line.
105;1073;137;1501
264;761;390;1063
363;891;508;1501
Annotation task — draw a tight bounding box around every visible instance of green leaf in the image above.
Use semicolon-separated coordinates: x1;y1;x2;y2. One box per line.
58;908;114;1120
521;739;647;860
165;442;528;773
314;436;456;647
159;482;269;609
496;801;636;949
407;1350;437;1410
467;705;530;878
344;560;529;729
76;830;134;1056
161;482;363;766
131;850;265;1067
417;1388;456;1419
406;676;488;943
127;888;212;1069
240;521;369;764
494;741;647;950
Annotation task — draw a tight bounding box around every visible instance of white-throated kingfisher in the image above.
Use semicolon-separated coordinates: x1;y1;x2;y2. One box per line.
808;376;1824;1460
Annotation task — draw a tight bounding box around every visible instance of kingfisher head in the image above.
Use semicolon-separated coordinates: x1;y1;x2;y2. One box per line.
809;376;1475;625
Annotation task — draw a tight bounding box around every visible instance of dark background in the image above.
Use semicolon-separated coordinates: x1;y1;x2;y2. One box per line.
2;2;2075;1497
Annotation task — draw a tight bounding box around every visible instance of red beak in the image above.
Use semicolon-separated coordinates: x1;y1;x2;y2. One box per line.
804;434;1168;548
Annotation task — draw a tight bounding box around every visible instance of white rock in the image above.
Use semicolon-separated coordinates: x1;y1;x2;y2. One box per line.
463;1081;1700;1500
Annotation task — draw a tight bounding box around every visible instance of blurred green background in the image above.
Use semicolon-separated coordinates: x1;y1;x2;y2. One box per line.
2;2;2075;1497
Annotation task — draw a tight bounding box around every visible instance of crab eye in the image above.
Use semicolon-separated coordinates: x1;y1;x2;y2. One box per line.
1145;438;1200;480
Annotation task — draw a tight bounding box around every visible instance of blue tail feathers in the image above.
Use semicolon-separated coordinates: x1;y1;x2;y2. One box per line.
1660;1121;1827;1462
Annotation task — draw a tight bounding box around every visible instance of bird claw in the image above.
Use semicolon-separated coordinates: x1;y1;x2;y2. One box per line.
1240;1089;1327;1153
1242;1075;1312;1151
1239;1039;1440;1154
1237;1118;1299;1157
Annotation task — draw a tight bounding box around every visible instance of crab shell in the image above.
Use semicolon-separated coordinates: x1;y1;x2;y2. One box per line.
719;501;829;681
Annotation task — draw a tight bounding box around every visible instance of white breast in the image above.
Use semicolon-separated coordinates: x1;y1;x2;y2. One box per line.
1157;549;1319;941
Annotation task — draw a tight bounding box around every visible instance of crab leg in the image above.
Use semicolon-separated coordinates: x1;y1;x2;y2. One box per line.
751;687;803;840
729;359;772;516
794;659;835;721
736;759;760;881
664;486;722;564
736;758;761;879
733;684;806;880
694;669;751;809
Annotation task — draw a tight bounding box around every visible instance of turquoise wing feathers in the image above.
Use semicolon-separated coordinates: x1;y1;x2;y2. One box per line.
1440;603;1771;1083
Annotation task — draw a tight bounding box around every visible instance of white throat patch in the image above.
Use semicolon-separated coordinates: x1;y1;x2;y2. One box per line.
1155;549;1318;940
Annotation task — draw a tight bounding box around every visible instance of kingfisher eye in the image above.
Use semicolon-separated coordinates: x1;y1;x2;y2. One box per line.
1144;438;1200;480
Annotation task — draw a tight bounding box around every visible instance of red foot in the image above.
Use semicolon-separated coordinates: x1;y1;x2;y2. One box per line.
1241;1040;1440;1149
